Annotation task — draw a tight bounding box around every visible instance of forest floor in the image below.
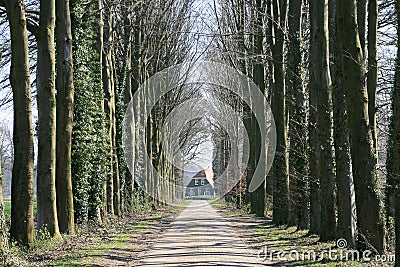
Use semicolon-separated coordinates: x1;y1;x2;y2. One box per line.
16;199;395;267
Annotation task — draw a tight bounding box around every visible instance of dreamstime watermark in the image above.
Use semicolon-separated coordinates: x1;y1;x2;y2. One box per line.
257;239;395;264
122;61;277;205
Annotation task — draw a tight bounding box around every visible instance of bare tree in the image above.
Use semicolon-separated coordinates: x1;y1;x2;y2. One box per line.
393;0;400;264
330;0;357;248
55;0;75;235
0;155;6;250
36;0;61;238
270;0;289;225
310;0;336;241
337;0;385;252
287;0;308;229
3;0;35;246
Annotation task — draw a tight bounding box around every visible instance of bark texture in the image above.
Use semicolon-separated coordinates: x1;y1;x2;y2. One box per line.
5;0;35;246
250;0;266;217
287;0;308;229
36;0;61;238
103;4;120;217
394;1;400;265
329;0;357;248
56;0;75;234
310;0;336;241
271;0;289;225
367;0;378;155
0;157;6;250
336;0;385;252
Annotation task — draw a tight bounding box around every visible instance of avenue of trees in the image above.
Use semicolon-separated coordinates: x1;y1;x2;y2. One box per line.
211;0;400;260
0;0;399;266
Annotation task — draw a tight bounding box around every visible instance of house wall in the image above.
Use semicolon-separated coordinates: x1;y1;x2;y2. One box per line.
185;178;215;198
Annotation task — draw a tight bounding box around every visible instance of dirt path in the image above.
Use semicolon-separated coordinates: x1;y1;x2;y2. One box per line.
136;200;267;267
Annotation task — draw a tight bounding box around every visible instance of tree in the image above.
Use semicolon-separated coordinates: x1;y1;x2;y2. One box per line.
116;3;134;214
0;156;6;250
393;1;400;265
307;1;320;235
308;75;321;235
287;0;308;229
71;0;109;224
270;0;289;225
4;0;35;246
56;0;75;235
310;0;336;241
357;0;367;56
329;0;357;248
102;2;120;216
250;0;266;217
336;0;385;252
367;0;378;154
36;0;61;238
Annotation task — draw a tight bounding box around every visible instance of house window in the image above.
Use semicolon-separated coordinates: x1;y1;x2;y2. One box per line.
194;179;198;186
201;179;205;185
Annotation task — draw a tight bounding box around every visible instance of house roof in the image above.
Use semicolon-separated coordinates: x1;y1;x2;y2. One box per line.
184;168;214;187
193;170;206;177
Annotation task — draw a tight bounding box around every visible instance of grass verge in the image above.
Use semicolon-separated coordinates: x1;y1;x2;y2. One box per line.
1;200;189;267
210;199;395;267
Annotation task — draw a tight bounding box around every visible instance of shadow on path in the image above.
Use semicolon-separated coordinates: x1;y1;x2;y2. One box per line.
136;200;271;267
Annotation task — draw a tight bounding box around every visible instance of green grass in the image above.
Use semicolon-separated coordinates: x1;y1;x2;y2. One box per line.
44;264;91;267
44;219;156;266
41;203;190;267
256;223;390;266
0;199;192;266
212;201;394;266
171;199;191;212
3;198;37;219
41;221;153;266
208;199;225;208
4;200;11;217
209;199;250;217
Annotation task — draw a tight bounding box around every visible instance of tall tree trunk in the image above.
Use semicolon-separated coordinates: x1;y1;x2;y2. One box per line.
393;1;400;265
122;14;134;213
71;0;107;224
5;0;35;246
330;0;357;248
56;0;75;235
287;0;308;229
103;3;120;217
111;52;121;216
310;0;336;241
36;0;61;238
96;0;108;225
271;0;289;225
307;0;320;237
357;0;367;57
336;0;385;253
0;157;6;250
115;7;133;214
367;0;378;155
264;0;274;213
308;79;321;235
131;17;142;211
250;0;266;217
102;3;114;217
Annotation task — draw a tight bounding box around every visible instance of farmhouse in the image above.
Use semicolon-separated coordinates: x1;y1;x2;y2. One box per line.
184;169;215;198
